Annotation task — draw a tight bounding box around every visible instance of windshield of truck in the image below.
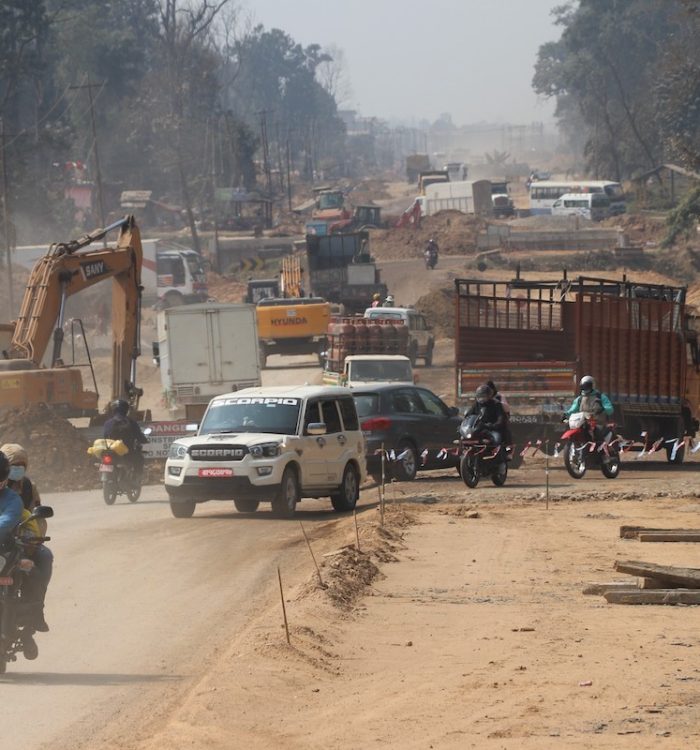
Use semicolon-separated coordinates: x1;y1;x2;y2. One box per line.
318;192;343;210
350;360;412;382
200;397;301;435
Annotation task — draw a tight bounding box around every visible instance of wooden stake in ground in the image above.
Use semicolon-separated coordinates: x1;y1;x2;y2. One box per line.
277;565;290;645
299;521;324;587
353;509;361;552
380;443;386;526
545;440;550;510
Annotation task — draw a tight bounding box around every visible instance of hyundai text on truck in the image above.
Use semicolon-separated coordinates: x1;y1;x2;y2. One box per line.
454;273;700;464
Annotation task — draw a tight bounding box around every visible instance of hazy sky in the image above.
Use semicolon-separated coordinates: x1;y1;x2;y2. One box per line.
248;0;563;125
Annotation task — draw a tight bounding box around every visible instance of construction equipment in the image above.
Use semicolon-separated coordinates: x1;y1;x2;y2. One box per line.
0;216;144;417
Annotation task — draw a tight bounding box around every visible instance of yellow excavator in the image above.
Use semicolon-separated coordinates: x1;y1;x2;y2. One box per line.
0;215;144;417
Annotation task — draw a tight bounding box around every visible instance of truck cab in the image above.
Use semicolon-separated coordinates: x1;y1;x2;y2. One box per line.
490;181;515;217
142;240;208;307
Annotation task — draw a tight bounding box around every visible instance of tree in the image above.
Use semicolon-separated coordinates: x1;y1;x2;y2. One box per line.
533;1;683;178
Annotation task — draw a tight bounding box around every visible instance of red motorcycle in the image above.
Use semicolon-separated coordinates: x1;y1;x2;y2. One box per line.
561;412;621;479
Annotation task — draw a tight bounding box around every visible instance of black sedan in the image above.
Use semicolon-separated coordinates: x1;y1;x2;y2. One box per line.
353;384;463;481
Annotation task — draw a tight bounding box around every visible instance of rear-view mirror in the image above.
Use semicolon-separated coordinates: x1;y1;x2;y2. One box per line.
448;406;460;417
33;506;54;519
307;422;327;436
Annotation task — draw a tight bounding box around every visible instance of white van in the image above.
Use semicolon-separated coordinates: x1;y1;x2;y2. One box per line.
551;192;610;221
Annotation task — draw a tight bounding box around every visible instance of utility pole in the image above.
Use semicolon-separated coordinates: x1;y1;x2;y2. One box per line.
210;116;220;269
70;77;107;244
0;118;14;319
286;139;293;212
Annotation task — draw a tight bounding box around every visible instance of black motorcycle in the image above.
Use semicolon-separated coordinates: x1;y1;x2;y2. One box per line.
458;413;508;488
0;505;53;673
424;248;438;270
99;447;144;504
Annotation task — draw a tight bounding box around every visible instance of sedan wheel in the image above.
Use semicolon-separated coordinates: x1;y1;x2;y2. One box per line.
394;442;418;482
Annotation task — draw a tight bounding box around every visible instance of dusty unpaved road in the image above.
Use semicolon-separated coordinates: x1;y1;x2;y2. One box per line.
0;486;361;750
2;458;698;750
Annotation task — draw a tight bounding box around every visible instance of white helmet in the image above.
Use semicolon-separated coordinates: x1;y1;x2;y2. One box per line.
580;375;595;393
385;295;394;304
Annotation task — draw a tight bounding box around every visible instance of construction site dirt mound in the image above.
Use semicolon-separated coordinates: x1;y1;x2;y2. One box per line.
415;287;456;338
370;212;485;260
0;404;96;493
206;271;246;303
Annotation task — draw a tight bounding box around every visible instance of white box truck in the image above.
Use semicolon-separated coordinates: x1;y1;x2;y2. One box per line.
416;179;493;217
155;303;261;419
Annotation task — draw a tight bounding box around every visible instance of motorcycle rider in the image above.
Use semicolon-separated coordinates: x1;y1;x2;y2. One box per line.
424;238;439;267
370;292;382;308
383;294;395;307
464;383;507;447
0;443;52;632
566;375;614;440
103;399;149;481
486;380;512;447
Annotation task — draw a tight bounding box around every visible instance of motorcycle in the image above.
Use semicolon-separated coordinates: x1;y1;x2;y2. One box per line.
458;413;508;488
561;412;621;479
0;505;54;673
99;446;144;505
97;428;151;505
424;248;438;270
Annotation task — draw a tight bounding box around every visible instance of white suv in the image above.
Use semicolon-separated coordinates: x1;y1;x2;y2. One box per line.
165;385;366;518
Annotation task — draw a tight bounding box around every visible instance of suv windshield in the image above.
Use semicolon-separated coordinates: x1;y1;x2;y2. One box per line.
350;360;412;382
201;397;301;435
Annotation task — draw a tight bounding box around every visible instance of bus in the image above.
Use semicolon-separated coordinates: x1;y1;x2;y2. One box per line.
529;180;626;216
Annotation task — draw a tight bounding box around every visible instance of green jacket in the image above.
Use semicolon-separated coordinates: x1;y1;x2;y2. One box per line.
567;390;614;417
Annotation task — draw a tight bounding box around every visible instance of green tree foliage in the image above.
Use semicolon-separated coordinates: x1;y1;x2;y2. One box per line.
0;1;347;243
533;0;698;179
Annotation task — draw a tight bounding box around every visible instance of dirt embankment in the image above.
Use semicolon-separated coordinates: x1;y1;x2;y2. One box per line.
0;404;96;492
371;212;485;260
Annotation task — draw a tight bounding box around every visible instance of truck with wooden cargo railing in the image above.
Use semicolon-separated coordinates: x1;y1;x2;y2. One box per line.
322;317;411;386
454;273;700;464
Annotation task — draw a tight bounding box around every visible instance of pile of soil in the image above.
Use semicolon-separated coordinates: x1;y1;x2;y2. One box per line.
0;404;96;492
601;213;666;244
370;212;485;260
415;287;456;338
207;271;246;303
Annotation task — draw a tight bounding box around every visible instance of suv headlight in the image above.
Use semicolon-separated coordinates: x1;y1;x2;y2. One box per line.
249;442;281;458
168;441;188;460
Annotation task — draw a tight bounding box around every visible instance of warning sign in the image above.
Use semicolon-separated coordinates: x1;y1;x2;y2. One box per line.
141;420;191;460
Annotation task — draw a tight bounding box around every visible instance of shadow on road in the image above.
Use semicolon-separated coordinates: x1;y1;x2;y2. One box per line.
0;672;181;686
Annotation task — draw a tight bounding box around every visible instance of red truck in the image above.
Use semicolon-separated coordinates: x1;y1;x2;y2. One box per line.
455;273;700;464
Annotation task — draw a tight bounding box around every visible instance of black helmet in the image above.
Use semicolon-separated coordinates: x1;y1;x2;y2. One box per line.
486;380;498;395
475;384;493;404
0;451;9;483
110;399;129;417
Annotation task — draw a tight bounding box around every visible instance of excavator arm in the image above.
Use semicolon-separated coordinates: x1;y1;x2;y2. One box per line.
6;215;144;407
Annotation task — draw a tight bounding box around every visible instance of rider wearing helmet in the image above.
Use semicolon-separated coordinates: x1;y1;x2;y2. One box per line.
103;399;149;479
383;294;395;307
464;383;507;445
566;376;614;424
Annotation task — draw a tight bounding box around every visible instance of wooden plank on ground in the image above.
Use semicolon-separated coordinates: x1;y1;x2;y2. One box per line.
638;532;700;543
619;525;700;539
605;589;700;605
582;582;638;596
614;560;700;589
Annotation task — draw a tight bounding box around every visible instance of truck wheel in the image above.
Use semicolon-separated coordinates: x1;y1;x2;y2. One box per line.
170;499;196;518
164;291;184;308
271;467;299;518
666;444;685;465
234;498;259;513
331;464;359;512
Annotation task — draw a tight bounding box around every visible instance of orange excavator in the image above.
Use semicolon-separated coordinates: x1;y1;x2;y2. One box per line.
0;215;144;417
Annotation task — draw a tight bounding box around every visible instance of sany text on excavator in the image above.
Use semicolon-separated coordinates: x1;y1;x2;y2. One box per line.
0;215;144;417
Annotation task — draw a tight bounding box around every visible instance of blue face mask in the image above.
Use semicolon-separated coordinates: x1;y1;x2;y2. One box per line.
8;465;26;482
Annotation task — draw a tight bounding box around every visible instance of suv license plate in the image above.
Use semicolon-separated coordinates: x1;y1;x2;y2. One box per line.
198;468;234;478
0;576;13;585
